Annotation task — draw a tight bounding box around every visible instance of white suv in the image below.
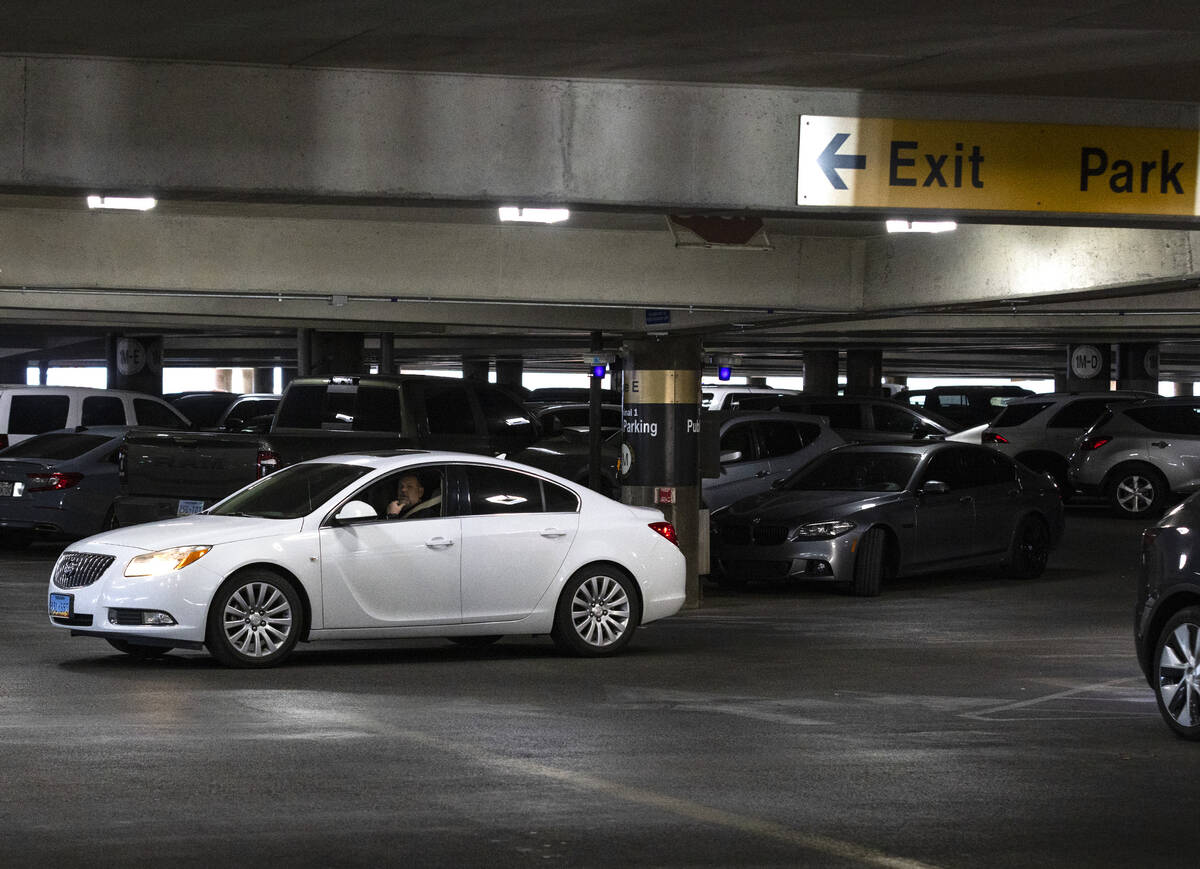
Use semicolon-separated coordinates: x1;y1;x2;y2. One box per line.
0;386;190;448
981;391;1157;491
701;385;800;412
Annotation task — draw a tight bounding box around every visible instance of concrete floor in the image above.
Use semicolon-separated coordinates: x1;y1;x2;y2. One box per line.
3;503;1197;868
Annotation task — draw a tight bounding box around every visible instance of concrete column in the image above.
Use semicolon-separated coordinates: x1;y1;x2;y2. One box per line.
620;335;703;608
1058;343;1112;393
845;348;883;396
803;349;838;395
495;357;524;392
296;329;312;377
1116;342;1160;393
378;333;395;375
106;334;163;395
462;356;489;382
280;368;297;391
215;369;233;392
252;368;275;393
0;355;27;384
309;332;364;375
37;360;48;385
1174;381;1194;397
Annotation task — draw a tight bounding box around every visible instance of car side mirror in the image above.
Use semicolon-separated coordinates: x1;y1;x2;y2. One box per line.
919;480;950;496
719;449;743;464
334;500;378;524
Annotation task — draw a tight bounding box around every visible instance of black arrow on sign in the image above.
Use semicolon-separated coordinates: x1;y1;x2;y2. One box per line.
817;133;866;190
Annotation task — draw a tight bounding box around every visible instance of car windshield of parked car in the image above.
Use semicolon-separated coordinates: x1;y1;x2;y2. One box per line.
0;432;113;459
208;462;372;519
780;451;921;492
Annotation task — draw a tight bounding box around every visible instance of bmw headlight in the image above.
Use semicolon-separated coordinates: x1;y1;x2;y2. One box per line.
124;545;212;577
791;520;856;540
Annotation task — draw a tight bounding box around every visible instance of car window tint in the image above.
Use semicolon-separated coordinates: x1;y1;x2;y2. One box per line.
355;466;446;520
958;448;1015;486
352;385;403;431
465;465;543;515
81;396;125;426
991;401;1054;427
544;480;580;512
1126;404;1200;435
922;450;966;489
211;462;372;519
7;395;70;434
758;420;805;457
273;385;325;427
719;422;757;463
1047;398;1121;429
477;388;535;437
134;398;189;428
424;383;477;435
872;403;920;433
0;432;110;458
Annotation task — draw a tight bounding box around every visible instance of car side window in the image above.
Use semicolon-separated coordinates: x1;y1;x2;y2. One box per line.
476;388;535;437
7;395;69;434
544;479;580;513
1126;405;1200;436
133;398;189;428
922;450;966;490
423;383;477;435
354;466;446;521
352;386;403;431
757;420;806;457
81;396;125;426
465;465;544;515
958;448;1015;486
719;423;757;463
1047;398;1116;429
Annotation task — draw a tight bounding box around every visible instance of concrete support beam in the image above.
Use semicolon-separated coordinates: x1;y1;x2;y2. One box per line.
803;350;838;395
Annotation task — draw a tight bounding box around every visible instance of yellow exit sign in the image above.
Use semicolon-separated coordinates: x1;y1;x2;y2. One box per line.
797;115;1200;217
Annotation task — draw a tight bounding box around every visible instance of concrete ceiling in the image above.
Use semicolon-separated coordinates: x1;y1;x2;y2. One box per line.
4;2;1200;381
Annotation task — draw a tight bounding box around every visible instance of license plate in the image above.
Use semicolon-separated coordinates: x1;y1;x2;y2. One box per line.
177;499;205;516
0;481;12;496
49;593;73;619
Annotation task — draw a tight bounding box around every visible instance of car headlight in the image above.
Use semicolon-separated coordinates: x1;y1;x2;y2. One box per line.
124;545;212;577
791;520;856;540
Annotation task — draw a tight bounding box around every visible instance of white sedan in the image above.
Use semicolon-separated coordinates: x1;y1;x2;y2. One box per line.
47;451;686;667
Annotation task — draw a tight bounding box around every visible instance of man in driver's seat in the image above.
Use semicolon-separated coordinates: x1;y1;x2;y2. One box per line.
386;473;441;519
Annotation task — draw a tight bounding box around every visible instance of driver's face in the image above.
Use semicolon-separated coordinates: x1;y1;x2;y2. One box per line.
398;476;424;505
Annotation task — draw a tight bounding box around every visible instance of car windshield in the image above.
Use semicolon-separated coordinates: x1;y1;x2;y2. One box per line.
207;462;372;519
781;451;921;492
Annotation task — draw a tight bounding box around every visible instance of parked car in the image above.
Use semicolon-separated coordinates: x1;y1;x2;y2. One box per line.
165;391;238;428
777;395;958;442
530;402;622;435
0;386;190;448
0;426;129;547
701;385;801;412
1068;397;1200;519
213;393;282;432
982;391;1158;492
1135;492;1200;739
894;385;1033;428
710;441;1064;596
47;451;686;667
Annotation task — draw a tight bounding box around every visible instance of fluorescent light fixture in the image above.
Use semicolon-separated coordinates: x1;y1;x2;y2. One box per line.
498;206;569;224
87;195;157;211
886;219;956;234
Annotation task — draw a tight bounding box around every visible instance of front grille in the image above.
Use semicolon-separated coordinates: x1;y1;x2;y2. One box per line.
52;552;116;589
717;524;790;546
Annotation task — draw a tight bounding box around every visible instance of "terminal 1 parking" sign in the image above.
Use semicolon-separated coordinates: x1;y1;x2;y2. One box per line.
797;115;1200;218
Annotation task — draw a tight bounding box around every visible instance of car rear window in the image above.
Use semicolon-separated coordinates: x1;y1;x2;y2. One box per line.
1047;397;1127;429
990;401;1054;427
1125;404;1200;436
7;395;69;434
0;432;111;459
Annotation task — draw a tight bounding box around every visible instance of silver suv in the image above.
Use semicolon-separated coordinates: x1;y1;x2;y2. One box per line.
981;391;1157;492
1067;397;1200;519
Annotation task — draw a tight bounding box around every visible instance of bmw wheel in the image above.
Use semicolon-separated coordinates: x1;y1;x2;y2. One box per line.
206;571;302;668
552;566;639;656
1153;607;1200;740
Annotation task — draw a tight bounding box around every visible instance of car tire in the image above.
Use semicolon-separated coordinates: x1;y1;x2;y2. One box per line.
206;571;302;668
1005;515;1050;580
1106;463;1168;520
105;638;170;659
551;565;640;657
1152;606;1200;740
850;527;885;597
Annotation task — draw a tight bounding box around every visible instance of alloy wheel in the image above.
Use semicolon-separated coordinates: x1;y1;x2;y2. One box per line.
222;580;295;659
1158;620;1200;731
569;574;631;648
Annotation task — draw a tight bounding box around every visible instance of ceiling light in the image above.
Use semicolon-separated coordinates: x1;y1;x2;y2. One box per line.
886;219;956;234
87;195;157;211
498;206;569;224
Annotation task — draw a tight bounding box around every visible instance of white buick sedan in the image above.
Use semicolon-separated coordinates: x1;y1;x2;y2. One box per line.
47;451;686;667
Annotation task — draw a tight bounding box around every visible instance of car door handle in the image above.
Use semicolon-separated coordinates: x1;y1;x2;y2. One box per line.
1152;441;1169;448
540;528;569;538
424;537;454;549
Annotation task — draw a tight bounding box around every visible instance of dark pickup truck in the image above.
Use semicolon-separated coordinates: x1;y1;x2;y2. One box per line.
113;374;541;526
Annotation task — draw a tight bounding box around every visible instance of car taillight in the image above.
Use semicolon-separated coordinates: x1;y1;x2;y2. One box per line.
26;471;83;492
1079;434;1111;451
649;521;678;546
256;449;280;479
982;431;1008;444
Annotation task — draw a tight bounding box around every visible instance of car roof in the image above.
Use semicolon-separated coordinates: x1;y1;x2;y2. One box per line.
1002;390;1158;404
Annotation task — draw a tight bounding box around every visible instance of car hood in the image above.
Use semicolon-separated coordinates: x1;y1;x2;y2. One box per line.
719;488;906;523
81;514;303;551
